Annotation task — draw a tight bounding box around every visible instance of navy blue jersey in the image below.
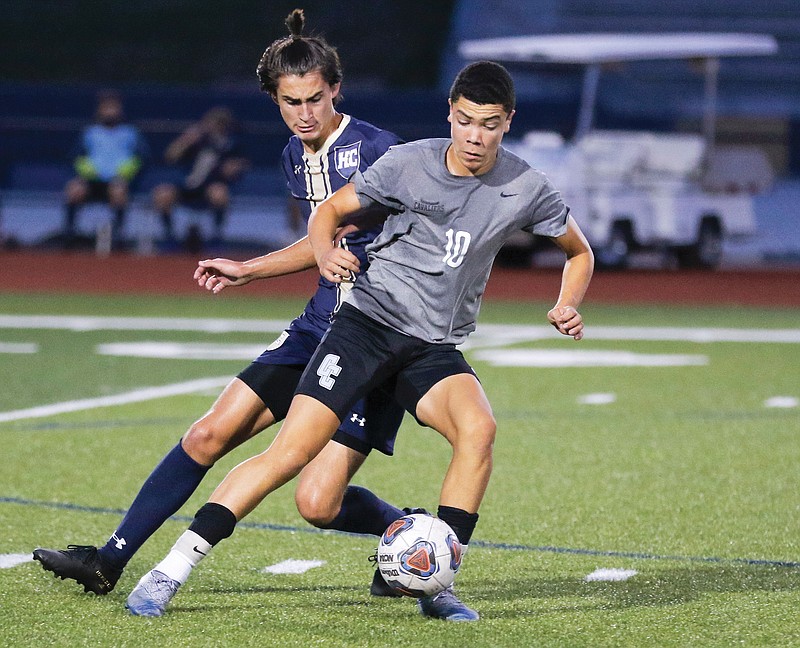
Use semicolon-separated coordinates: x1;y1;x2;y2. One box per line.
277;114;402;346
248;114;406;454
253;114;401;367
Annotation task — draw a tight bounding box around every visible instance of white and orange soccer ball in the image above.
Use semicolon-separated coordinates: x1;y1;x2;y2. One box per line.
376;513;462;597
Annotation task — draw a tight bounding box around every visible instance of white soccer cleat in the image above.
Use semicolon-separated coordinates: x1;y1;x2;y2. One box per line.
125;569;181;617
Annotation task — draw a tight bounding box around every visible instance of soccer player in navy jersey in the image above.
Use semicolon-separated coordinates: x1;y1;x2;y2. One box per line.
33;8;414;602
123;60;593;622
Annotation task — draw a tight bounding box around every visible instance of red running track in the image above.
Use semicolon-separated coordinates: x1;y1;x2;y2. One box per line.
2;251;799;307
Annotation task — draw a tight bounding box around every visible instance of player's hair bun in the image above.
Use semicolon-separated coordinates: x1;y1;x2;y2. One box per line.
285;8;305;39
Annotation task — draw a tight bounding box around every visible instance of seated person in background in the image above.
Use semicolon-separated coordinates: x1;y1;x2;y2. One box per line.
152;107;250;245
63;90;148;247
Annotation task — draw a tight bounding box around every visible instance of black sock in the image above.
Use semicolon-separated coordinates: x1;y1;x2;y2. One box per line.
437;505;479;545
188;502;238;546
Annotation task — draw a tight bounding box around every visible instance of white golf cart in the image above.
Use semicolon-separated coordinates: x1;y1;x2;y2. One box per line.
459;33;778;268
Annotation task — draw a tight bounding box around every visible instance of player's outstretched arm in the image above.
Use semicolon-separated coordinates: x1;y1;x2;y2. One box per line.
548;215;595;340
308;183;364;283
194;236;316;294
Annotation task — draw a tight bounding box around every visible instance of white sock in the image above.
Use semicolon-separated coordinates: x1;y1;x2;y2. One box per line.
152;530;212;585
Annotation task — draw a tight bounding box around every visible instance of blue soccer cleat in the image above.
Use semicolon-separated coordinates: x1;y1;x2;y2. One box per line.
418;587;479;622
125;569;181;617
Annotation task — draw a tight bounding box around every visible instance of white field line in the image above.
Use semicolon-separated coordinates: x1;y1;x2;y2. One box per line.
0;343;38;353
463;324;800;350
96;342;266;360
2;316;797;421
578;393;617;405
0;553;33;569
764;396;799;408
0;315;287;333
584;568;638;582
0;376;230;423
261;559;326;574
1;314;799;344
472;349;708;367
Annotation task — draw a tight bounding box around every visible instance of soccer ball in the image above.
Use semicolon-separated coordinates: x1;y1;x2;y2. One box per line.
376;513;462;597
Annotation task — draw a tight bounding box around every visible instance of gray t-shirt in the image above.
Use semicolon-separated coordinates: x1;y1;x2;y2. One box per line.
348;137;568;344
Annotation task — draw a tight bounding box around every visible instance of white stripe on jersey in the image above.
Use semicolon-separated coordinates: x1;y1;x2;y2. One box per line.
334;236;355;316
298;114;356;320
302;114;352;209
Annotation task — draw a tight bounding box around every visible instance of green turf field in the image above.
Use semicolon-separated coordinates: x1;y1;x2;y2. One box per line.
1;292;798;647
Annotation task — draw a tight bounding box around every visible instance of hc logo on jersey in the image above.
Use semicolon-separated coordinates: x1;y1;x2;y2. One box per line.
317;354;342;390
334;141;361;179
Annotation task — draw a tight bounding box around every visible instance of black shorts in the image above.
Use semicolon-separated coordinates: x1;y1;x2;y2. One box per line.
237;360;404;456
82;178;138;198
179;185;211;206
297;303;476;424
83;180;114;202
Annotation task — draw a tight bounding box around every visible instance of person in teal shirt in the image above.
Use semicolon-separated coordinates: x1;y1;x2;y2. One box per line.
62;90;148;247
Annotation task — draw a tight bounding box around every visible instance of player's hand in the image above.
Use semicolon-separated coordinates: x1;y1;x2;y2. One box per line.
194;258;251;294
318;247;360;283
334;224;359;246
547;305;584;340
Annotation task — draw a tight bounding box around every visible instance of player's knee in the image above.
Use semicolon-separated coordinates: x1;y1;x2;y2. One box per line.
457;413;496;456
182;419;231;464
295;484;337;527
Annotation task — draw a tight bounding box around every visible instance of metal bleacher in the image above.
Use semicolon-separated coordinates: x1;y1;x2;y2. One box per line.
0;81;449;252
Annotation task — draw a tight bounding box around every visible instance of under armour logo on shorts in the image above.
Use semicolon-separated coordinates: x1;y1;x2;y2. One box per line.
317;354;342;390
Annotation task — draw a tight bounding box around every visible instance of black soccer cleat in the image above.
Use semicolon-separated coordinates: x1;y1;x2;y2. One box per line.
32;545;122;595
369;565;403;598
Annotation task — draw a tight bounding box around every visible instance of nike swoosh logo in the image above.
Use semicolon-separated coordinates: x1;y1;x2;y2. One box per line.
193;546;208;556
500;192;518;197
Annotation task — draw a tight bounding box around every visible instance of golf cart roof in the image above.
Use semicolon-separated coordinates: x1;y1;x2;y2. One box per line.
458;33;778;65
459;32;778;142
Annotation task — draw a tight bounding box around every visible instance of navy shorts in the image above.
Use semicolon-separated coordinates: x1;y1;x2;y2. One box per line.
297;303;476;424
237;327;404;456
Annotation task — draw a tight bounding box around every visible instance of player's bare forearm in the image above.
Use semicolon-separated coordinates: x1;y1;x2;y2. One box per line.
195;237;316;294
549;216;594;340
308;183;363;282
244;237;316;278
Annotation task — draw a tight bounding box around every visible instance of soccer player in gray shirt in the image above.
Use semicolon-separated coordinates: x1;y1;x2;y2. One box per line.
127;61;594;622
